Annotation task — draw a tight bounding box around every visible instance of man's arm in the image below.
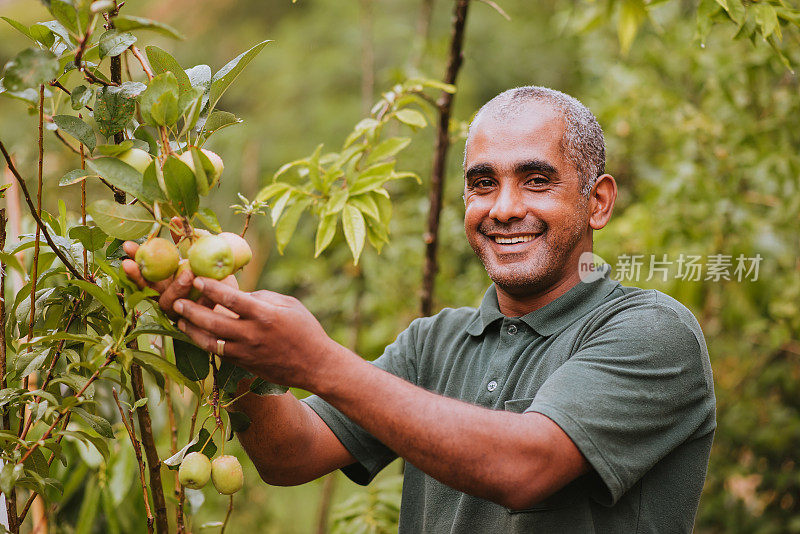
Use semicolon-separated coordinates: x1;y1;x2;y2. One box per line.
229;382;356;486
174;278;590;510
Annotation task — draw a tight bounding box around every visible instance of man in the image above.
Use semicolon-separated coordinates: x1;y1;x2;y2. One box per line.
124;86;716;532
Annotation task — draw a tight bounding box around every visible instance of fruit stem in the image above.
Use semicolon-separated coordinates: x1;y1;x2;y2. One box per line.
220;495;234;534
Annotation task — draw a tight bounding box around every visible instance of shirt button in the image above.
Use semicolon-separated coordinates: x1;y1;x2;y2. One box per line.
487;380;498;392
507;324;517;335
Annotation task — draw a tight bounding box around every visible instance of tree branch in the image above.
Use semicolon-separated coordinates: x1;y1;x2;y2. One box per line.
420;0;470;317
113;388;154;534
0;141;85;280
130;364;169;534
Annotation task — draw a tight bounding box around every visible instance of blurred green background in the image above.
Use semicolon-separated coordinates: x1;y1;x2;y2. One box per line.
1;0;799;532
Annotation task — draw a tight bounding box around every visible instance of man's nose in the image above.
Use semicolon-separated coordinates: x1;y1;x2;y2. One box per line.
488;184;527;222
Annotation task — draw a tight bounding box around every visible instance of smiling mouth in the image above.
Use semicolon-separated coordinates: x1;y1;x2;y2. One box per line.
490;234;539;244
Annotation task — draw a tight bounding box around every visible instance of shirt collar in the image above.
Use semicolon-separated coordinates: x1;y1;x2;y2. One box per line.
466;270;620;337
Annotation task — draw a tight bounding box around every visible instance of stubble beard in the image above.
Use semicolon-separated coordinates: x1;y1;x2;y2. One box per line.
471;222;587;298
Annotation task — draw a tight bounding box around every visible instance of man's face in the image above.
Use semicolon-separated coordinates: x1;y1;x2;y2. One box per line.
463;102;593;297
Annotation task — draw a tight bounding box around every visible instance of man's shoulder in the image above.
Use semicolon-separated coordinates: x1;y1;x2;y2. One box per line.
412;305;480;335
597;283;705;341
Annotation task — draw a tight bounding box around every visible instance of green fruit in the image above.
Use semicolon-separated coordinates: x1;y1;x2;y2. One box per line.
177;148;224;187
135;238;180;282
211;455;243;495
118;148;152;174
188;235;234;280
178;229;211;258
179;452;211;489
219;232;252;271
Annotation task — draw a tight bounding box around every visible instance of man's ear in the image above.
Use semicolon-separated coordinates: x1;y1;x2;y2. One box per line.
588;174;617;230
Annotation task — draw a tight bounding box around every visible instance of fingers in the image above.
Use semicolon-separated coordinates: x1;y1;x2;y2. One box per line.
191;278;259;318
178;318;249;359
158;268;195;316
121;258;148;290
174;298;245;341
123;241;139;258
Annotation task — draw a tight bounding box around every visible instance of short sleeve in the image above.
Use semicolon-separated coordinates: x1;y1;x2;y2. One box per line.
525;300;715;505
302;320;421;485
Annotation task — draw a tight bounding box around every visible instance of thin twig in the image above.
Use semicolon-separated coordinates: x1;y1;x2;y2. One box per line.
113;388;155;534
129;45;154;80
18;355;114;464
49;81;93;112
220;495;234;534
0;141;85;280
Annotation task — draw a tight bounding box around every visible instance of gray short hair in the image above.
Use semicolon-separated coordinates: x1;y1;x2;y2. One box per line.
465;86;605;197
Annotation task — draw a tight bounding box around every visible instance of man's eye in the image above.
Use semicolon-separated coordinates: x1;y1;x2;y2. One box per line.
473;179;494;188
527;175;549;186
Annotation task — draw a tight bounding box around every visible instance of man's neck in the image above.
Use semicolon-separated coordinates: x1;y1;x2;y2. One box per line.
495;271;582;317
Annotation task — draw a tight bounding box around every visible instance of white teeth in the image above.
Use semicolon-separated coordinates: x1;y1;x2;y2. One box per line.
494;235;534;244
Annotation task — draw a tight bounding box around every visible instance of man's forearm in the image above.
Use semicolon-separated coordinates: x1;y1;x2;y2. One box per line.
232;380;352;485
312;344;587;509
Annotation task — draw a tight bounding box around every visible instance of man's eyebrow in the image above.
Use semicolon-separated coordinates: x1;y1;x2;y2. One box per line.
465;163;495;182
515;159;559;178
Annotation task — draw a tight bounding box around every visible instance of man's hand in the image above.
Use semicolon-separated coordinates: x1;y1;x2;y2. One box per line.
173;278;339;390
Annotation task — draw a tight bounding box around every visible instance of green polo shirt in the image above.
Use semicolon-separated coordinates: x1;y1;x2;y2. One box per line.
303;273;716;533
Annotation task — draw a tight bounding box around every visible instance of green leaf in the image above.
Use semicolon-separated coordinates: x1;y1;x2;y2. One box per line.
145;46;191;96
194;207;221;232
186;428;216;457
113;15;184;40
270;189;293;225
0;462;24;495
72;407;115;439
618;0;646;55
348;162;395;196
131;350;200;395
348;194;380;221
394;109;427;129
98;30;136;59
199;110;242;142
87;199;154;241
70;84;92;110
365;137;411;166
753;4;779;39
22;447;49;478
71;279;123;317
227;411;251;433
29;24;55;47
208;40;271;115
1;48;58;92
86;157;157;202
256;181;290;203
342;204;366;264
163;155;199;216
275;198;311;253
139;72;181;127
322;189;349;216
94;85;136;138
59;168;93;186
68;225;107;251
49;0;79;34
216;361;250;394
2;17;34;40
173;339;209;381
314;214;337;257
249;378;289;396
53;114;96;152
96;140;134;156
